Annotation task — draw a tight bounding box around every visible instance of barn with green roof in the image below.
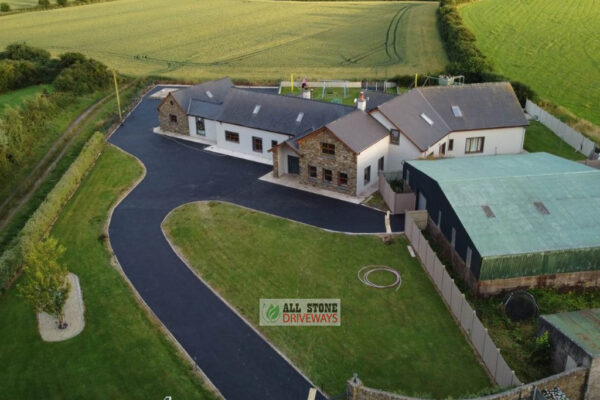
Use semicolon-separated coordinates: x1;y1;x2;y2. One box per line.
403;152;600;294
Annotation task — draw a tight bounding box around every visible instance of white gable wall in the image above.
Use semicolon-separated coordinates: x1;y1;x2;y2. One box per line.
371;110;424;171
214;122;290;161
356;135;389;195
424;126;526;157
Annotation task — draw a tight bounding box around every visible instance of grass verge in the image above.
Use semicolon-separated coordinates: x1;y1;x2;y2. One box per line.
524;121;586;161
0;146;218;399
163;201;492;398
0;84;53;114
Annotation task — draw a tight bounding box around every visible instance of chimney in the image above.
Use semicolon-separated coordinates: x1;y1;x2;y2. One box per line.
356;91;366;111
302;87;311;99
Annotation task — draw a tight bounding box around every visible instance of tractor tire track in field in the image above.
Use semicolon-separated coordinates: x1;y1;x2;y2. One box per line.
342;4;411;66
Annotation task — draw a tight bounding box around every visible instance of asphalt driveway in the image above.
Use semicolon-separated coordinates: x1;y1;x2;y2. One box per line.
108;86;405;400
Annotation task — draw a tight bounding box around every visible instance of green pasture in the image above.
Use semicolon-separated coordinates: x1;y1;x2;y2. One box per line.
0;84;52;114
461;0;600;126
0;0;447;82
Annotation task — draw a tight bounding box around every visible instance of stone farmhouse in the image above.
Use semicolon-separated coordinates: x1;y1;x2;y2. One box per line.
157;78;528;197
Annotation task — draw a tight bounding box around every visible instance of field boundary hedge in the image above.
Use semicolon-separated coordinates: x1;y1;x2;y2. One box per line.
0;132;105;290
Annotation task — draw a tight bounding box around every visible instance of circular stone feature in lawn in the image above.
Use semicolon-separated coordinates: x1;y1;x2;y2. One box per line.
38;273;85;342
358;266;402;290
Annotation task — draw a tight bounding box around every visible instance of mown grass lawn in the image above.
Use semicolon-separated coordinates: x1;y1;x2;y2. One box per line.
460;0;600;127
0;84;53;114
524;121;586;161
163;202;492;398
0;146;217;400
0;0;446;82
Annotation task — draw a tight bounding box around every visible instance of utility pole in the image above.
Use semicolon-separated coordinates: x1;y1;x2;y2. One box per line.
112;70;122;122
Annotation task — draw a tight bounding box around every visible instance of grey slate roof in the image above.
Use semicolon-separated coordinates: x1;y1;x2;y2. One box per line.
362;90;396;111
172;77;233;110
325;110;389;153
216;88;355;137
377;82;528;151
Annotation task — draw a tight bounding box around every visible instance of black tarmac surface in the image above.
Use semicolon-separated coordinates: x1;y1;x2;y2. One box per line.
108;86;405;400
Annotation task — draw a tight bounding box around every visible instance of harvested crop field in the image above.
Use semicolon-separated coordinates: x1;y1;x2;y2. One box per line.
0;0;447;81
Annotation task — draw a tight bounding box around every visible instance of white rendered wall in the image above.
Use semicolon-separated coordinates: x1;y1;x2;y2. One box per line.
214;122;290;162
187;117;218;143
356;135;389;195
425;127;526;157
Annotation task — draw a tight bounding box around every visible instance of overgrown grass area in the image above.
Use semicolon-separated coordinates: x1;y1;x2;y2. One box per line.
0;90;107;206
0;0;446;81
460;0;600;127
0;146;218;400
474;288;600;383
363;192;389;212
0;80;144;253
524;121;586;161
0;84;53;114
163;202;492;398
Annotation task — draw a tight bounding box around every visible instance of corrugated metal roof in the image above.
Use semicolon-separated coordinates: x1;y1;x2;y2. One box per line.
541;309;600;357
378;82;528;150
407;153;600;257
325;110;389;153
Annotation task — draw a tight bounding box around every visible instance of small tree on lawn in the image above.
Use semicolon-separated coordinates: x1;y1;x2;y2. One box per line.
19;236;71;329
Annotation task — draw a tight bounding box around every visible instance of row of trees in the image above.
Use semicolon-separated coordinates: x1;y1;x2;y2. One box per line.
0;0;73;12
0;43;112;94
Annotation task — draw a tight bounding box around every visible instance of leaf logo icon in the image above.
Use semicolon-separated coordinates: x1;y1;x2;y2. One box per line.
266;304;280;322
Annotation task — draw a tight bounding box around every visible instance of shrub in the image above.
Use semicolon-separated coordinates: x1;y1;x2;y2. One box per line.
0;132;105;290
39;0;50;5
0;3;10;12
57;0;67;5
54;57;111;94
3;43;51;64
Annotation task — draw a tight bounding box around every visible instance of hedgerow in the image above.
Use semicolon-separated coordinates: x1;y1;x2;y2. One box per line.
0;132;105;290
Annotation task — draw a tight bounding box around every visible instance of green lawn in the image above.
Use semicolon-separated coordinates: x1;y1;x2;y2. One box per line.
0;146;218;399
163;202;492;398
0;0;446;82
460;0;600;127
0;84;52;114
524;121;586;161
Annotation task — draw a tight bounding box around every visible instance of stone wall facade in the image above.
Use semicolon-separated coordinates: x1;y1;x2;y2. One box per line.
478;270;600;297
158;93;189;135
297;129;357;196
347;367;590;400
272;146;280;177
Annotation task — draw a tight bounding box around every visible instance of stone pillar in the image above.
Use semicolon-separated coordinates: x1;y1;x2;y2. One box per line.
586;358;600;400
346;374;363;400
272;146;280;178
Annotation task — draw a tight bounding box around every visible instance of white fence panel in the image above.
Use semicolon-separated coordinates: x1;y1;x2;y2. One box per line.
525;100;596;157
450;285;463;317
442;270;453;301
459;300;475;334
434;260;444;287
470;318;486;354
482;335;499;377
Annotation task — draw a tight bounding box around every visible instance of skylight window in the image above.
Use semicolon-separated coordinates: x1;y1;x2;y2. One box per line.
296;112;304;123
452;105;463;117
420;113;434;126
534;201;550;215
206;90;213;99
253;105;261;115
481;205;495;218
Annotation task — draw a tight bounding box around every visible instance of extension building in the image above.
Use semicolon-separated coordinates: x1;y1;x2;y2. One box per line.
157;78;528;197
404;153;600;295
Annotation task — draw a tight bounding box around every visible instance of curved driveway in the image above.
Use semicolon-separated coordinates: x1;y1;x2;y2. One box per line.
108;86;405;400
